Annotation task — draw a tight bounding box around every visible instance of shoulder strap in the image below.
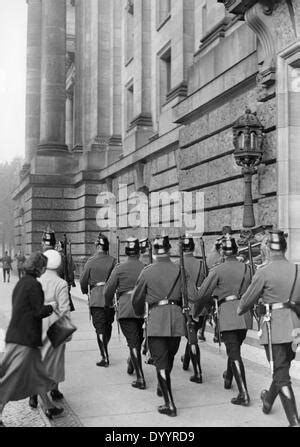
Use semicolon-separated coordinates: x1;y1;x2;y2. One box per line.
195;261;203;286
288;265;298;302
165;267;181;301
237;264;248;298
106;259;116;282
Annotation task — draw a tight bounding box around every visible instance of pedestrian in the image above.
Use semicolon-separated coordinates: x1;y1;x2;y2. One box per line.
238;230;300;427
104;238;146;389
0;252;64;427
0;251;12;283
194;237;252;406
131;235;199;417
80;233;116;367
177;236;206;383
15;250;26;279
28;249;72;409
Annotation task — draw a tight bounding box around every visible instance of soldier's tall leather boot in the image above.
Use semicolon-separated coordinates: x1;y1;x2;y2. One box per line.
198;315;207;342
223;358;233;389
157;369;177;417
96;334;109;367
130;348;146;390
181;342;190;371
261;381;278;414
189;344;203;383
231;359;250;406
279;385;300;427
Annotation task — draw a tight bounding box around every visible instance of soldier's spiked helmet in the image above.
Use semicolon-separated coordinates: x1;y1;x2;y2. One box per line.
125;237;140;256
139;238;149;254
182;236;195;252
267;230;287;252
220;237;238;255
95;233;109;251
153;235;171;255
42;230;56;248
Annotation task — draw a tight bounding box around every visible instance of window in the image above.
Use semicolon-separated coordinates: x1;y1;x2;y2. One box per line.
159;47;171;108
157;0;171;29
126;82;134;129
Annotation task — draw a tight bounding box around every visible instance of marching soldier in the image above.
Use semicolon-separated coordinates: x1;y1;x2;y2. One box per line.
80;233;116;367
177;236;206;383
131;235;199;417
104;238;146;390
238;230;300;427
194;237;252;406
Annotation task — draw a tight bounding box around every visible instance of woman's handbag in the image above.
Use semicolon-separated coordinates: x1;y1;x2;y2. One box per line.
47;312;77;348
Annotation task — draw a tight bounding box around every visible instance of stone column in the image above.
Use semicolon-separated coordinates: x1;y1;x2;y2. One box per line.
133;0;152;123
73;0;83;152
38;0;68;153
23;0;42;170
107;0;123;165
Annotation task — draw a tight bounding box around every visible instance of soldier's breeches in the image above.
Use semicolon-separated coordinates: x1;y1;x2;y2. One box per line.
264;343;295;388
148;337;181;370
222;330;247;361
119;318;144;349
91;307;115;335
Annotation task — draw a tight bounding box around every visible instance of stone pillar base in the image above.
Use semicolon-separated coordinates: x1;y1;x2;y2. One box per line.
79;150;106;171
32;150;79;175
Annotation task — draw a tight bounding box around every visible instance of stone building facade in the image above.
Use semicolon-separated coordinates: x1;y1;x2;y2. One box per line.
14;0;300;271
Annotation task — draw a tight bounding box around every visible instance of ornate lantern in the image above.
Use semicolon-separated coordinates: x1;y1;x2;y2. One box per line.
233;108;264;228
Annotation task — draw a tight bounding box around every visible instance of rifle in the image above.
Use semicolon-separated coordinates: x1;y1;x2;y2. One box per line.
87;284;92;321
199;237;208;278
114;235;121;340
179;237;197;346
247;240;255;280
148;238;153;264
63;234;75;311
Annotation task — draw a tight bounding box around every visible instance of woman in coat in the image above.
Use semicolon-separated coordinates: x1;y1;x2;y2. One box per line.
29;249;71;408
0;252;64;427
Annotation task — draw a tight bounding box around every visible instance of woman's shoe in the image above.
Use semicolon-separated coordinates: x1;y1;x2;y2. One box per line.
50;389;64;401
96;359;109;367
158;404;177;417
45;407;64;420
131;379;146;390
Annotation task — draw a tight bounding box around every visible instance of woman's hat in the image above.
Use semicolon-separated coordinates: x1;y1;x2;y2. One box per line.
44;249;62;270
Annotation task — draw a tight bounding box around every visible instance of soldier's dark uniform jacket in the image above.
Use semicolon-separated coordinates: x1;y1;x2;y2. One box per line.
238;259;300;344
104;258;145;319
194;258;253;332
131;257;198;337
80;252;116;307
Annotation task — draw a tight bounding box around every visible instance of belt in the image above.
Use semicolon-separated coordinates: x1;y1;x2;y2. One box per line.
90;282;105;290
150;299;182;309
119;290;134;297
263;302;290;311
219;295;239;306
